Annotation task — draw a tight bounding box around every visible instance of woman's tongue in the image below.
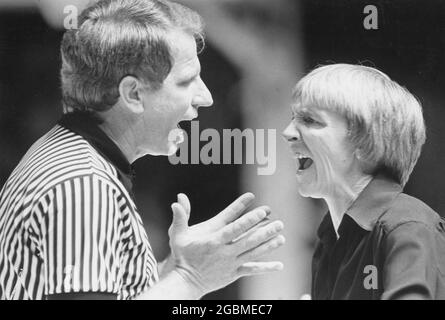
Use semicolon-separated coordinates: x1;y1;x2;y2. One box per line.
299;157;314;170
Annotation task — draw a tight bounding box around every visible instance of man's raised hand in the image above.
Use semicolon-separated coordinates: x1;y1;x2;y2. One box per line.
167;192;285;297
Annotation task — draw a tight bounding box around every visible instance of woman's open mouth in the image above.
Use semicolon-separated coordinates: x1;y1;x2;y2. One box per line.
297;155;314;172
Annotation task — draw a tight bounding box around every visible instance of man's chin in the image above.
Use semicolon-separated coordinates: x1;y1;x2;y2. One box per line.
141;143;178;157
166;142;180;156
163;127;185;156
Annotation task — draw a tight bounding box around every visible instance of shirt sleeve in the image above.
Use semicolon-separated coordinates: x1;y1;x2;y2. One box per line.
33;174;123;297
381;221;442;300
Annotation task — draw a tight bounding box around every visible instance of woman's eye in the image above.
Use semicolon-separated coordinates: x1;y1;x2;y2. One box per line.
302;116;316;125
294;114;317;126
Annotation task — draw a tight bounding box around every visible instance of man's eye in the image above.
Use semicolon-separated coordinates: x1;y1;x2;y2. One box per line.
179;75;200;87
179;80;192;87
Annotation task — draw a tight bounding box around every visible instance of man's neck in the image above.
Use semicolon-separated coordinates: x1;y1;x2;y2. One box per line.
98;111;139;164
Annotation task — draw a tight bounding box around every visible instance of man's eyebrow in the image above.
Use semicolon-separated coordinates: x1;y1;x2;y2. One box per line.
179;74;197;84
191;66;201;79
180;66;200;82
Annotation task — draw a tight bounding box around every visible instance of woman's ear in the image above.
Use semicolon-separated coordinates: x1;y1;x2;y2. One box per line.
354;148;363;161
354;148;375;174
118;76;145;114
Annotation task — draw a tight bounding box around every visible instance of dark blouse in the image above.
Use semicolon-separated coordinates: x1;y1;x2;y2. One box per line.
312;174;445;299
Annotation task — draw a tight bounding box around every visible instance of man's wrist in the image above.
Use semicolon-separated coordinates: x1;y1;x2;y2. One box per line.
171;267;206;300
135;267;205;300
159;254;175;279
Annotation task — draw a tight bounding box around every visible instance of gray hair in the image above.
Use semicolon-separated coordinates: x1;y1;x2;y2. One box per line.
60;0;205;112
292;63;426;187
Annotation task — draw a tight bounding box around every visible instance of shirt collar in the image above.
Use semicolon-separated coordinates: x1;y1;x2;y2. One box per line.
316;174;403;241
345;174;402;231
317;213;337;243
58;112;135;195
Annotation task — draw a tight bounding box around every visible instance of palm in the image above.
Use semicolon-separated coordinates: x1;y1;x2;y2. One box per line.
165;192;284;294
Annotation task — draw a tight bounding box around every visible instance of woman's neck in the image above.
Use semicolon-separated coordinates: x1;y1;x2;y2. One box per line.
324;174;373;238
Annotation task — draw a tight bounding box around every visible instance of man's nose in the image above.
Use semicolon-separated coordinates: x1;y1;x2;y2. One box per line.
282;122;300;143
193;78;213;108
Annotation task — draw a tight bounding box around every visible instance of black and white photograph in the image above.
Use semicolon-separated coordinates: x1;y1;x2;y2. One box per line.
0;0;445;305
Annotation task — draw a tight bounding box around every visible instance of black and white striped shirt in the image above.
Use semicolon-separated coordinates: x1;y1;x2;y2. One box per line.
0;112;159;300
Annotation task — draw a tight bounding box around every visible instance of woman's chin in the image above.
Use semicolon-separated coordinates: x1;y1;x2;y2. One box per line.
296;177;324;199
295;167;315;194
297;184;315;198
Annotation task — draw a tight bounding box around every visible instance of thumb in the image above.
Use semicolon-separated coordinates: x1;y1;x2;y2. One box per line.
170;202;189;234
177;193;191;220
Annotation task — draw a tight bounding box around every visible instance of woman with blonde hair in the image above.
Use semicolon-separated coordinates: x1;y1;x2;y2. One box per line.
282;64;445;299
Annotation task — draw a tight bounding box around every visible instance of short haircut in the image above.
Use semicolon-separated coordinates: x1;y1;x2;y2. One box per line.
60;0;204;112
292;63;426;187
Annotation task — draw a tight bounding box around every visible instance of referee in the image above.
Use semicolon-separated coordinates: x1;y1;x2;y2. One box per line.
0;0;285;300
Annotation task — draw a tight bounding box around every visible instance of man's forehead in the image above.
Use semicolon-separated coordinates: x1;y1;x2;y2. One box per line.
166;31;200;74
167;31;197;59
170;56;200;81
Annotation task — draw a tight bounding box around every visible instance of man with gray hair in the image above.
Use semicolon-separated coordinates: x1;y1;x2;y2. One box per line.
0;0;285;300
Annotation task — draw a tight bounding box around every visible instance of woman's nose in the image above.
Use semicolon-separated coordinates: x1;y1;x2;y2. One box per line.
282;122;300;142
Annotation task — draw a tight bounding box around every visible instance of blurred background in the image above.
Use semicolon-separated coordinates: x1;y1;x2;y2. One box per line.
1;0;444;299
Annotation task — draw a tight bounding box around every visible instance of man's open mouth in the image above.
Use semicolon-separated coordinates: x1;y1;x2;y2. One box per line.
297;155;314;171
172;110;198;145
177;120;189;131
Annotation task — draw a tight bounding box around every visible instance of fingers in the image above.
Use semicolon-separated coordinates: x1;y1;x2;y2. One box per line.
218;208;268;243
213;192;256;226
177;193;191;220
238;235;285;262
233;220;284;253
170;202;189;234
231;210;272;242
237;261;284;277
253;206;272;219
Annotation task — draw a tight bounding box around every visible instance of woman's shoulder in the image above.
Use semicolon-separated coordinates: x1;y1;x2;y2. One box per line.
377;192;443;234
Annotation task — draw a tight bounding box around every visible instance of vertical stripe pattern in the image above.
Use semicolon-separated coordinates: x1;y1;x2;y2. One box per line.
0;125;158;299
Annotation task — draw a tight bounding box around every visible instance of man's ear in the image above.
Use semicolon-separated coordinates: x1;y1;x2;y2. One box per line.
118;76;145;114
